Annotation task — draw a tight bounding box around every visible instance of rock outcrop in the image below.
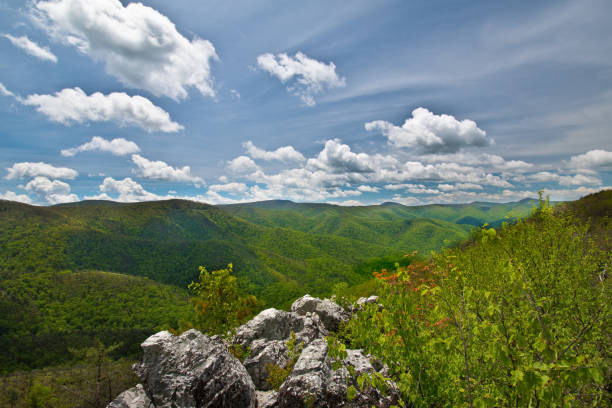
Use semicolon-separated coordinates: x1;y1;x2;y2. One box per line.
274;339;399;408
109;295;398;408
233;306;328;390
133;329;256;408
291;294;350;332
107;384;151;408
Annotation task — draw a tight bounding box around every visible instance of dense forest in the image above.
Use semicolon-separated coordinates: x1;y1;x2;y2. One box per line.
3;193;605;407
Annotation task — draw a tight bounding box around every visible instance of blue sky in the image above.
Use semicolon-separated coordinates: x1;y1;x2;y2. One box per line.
1;0;611;206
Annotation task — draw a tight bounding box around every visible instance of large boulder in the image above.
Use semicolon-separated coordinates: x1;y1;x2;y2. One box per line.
133;329;256;408
275;339;400;408
107;384;151;408
234;308;327;347
291;295;350;332
233;308;327;390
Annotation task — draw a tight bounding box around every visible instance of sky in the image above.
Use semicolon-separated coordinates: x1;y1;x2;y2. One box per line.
0;0;611;206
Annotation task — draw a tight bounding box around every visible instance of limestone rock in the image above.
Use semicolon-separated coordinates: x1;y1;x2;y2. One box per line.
107;384;152;408
275;339;400;408
233;308;327;389
133;329;256;408
291;295;350;332
243;339;288;390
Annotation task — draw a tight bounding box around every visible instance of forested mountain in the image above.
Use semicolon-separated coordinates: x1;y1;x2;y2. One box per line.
0;197;537;306
0;197;536;374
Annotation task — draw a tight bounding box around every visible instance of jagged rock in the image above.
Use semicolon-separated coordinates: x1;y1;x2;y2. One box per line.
107;384;152;408
133;329;256;408
257;390;279;408
275;339;400;408
233;308;327;389
243;339;289;390
234;308;327;347
355;295;378;308
291;295;350;332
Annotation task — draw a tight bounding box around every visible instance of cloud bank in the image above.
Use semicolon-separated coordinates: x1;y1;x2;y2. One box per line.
2;33;57;62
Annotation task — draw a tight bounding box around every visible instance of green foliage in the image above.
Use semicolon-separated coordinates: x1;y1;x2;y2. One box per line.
0;270;192;372
228;343;251;362
339;198;611;407
26;382;56;408
265;332;304;391
0;198;537;309
0;359;138;408
188;264;260;336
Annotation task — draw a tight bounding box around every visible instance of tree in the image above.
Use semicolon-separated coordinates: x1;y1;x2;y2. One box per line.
188;264;260;335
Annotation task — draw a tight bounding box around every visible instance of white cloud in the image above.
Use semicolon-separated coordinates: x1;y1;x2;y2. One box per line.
436;183;484;191
357;185;379;193
22;87;183;132
0;83;14;97
228;156;260;174
6;161;78;180
230;89;241;99
257;51;345;106
390;195;423;206
33;0;218;100
568;149;612;169
2;33;57;62
423;152;533;172
327;199;365;206
525;171;602;186
207;182;248;194
24;176;79;204
306;139;394;174
90;177;160;202
558;174;602;186
0;190;33;204
131;154;204;186
429;187;611;205
61;136;140;157
365;107;492;153
243;141;305;163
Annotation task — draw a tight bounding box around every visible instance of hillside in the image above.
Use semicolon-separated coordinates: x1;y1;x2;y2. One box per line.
0;198;537;307
337;191;611;406
0;269;193;372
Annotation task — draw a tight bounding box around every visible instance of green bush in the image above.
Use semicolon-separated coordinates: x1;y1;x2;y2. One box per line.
340;199;611;407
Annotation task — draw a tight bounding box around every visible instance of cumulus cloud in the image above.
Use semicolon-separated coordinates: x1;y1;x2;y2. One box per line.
423;152;533;172
0;190;33;204
525;171;602;186
306;139;396;174
32;0;218;99
6;161;77;180
383;183;439;194
89;177;160;202
365;107;492;153
228;156;260;174
131;154;204;186
558;174;602;186
243;141;305;163
2;33;57;62
22;87;183;132
207;182;248;194
0;83;15;97
24;176;79;204
357;185;379;193
568;149;612;169
61;136;140;157
257;51;345;106
436;183;484;191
